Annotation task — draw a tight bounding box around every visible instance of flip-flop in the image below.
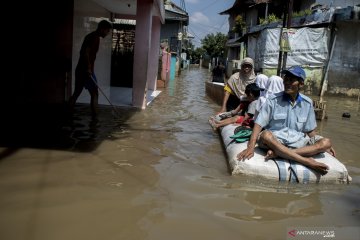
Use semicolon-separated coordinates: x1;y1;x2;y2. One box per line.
208;118;218;131
235;138;249;143
234;125;250;134
230;129;252;139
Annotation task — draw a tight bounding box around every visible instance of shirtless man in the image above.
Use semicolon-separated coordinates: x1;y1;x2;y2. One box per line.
68;20;112;117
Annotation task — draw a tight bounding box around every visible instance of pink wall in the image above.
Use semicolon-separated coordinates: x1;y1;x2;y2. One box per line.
147;17;162;91
132;0;152;109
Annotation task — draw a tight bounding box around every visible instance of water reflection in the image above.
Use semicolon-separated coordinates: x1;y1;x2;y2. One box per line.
312;96;360;168
225;190;322;221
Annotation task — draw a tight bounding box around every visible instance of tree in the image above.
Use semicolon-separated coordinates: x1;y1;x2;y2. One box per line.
193;47;206;63
201;32;227;59
185;41;206;64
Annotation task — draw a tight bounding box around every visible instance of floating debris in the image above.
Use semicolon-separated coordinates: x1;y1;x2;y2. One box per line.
342;112;351;118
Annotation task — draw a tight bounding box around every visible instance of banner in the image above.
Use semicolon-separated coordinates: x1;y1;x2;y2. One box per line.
254;27;330;68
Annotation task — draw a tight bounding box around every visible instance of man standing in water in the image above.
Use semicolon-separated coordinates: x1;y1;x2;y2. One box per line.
237;66;335;175
68;20;112;118
211;61;225;83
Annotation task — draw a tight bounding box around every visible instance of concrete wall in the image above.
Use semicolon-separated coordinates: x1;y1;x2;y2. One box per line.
327;21;360;97
205;82;224;106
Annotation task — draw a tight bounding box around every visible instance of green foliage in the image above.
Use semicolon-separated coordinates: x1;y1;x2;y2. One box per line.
259;13;281;25
232;15;246;33
194;47;206;56
293;9;312;17
259;17;266;25
268;13;279;22
201;32;227;58
188;47;206;62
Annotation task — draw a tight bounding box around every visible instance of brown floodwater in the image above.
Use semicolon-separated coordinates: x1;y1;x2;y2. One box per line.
0;66;359;240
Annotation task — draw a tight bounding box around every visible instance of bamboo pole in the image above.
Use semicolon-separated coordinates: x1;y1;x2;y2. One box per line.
319;34;337;103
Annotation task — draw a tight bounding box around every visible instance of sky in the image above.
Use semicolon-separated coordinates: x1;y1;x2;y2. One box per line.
172;0;235;48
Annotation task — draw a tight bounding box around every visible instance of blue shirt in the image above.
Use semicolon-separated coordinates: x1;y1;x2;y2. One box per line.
255;92;316;148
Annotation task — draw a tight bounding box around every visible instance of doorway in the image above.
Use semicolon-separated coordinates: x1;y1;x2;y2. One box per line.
111;22;135;88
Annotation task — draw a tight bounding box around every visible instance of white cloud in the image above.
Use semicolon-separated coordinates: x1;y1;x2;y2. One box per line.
190;12;210;25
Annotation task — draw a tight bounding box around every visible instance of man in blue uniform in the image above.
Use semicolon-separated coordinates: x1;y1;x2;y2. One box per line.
237;66;335;175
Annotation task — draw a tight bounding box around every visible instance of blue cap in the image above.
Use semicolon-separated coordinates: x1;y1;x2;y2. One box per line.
282;66;306;81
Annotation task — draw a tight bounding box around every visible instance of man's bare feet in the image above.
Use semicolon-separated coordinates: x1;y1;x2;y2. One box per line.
265;149;277;159
265;150;329;175
326;147;336;157
308;158;329;175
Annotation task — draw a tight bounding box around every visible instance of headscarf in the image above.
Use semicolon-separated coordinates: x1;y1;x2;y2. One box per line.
265;75;284;97
226;57;256;98
256;75;284;112
255;74;269;98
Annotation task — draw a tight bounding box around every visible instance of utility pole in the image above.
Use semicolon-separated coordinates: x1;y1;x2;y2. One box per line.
180;0;186;11
277;0;293;75
281;0;293;71
277;0;288;75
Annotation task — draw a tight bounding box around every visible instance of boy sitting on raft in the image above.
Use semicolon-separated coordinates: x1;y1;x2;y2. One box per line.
209;83;261;130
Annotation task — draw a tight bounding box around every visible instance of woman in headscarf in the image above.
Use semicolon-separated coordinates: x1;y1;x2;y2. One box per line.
218;57;256;113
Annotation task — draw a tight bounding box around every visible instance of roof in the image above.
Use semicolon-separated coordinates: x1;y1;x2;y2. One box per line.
165;1;189;24
165;1;187;15
219;0;240;15
220;0;263;15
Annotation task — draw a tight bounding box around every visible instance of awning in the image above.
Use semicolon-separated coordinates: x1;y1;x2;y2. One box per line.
226;34;248;47
226;37;241;47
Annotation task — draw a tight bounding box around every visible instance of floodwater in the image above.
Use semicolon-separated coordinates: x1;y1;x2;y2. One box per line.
0;66;359;240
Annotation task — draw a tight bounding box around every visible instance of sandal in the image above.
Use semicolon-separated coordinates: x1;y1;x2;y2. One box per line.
208;117;218;131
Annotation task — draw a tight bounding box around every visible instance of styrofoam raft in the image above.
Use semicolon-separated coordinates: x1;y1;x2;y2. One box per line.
220;124;351;184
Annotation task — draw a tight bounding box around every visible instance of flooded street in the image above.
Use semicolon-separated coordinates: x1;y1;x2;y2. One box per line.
0;66;359;240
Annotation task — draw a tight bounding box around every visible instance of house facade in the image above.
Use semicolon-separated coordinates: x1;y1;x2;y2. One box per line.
221;0;360;97
158;0;190;85
3;0;166;111
161;1;189;56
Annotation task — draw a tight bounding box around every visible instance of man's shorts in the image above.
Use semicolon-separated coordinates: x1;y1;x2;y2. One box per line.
84;73;97;91
75;71;97;92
